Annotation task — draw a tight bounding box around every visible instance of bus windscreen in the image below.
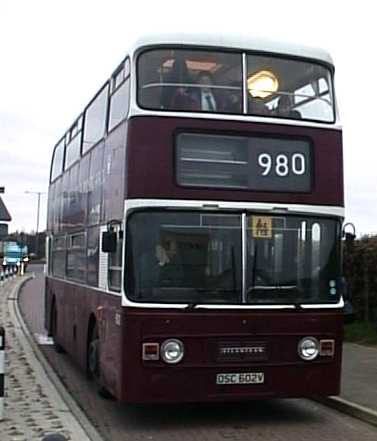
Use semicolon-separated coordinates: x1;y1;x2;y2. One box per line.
125;211;341;305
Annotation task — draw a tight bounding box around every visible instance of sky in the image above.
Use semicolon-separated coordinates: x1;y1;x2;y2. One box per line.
0;0;376;236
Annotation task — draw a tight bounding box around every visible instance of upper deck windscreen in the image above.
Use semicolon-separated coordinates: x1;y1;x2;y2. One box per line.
138;48;335;123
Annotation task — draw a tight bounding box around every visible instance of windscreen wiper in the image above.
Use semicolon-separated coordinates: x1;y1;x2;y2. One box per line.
293;302;303;310
246;285;297;294
185;303;198;312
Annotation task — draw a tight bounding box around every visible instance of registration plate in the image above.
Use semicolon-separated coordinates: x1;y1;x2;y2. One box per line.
216;372;264;385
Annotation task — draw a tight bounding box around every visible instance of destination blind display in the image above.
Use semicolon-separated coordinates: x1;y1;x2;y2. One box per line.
176;133;311;192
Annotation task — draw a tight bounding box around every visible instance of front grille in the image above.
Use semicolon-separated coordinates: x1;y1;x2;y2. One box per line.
216;341;268;362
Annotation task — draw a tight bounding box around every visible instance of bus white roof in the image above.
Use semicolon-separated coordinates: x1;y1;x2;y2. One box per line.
130;33;334;66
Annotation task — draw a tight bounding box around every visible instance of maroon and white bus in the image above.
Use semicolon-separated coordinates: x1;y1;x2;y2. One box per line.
46;34;344;403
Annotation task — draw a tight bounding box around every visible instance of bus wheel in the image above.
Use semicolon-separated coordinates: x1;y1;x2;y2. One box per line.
51;301;65;353
87;322;113;399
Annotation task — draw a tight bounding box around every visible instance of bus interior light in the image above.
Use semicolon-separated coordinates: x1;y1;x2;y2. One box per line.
142;343;160;361
247;70;279;99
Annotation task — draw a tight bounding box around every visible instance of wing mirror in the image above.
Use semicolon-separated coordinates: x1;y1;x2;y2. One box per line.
102;230;117;253
342;222;356;243
101;220;123;253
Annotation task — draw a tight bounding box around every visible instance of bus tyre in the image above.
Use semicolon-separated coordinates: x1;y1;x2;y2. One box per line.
51;302;65;354
87;323;113;400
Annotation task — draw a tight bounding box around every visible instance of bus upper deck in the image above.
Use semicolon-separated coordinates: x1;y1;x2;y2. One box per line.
48;34;342;235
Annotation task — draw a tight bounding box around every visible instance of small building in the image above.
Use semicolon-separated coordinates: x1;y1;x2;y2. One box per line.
0;196;11;238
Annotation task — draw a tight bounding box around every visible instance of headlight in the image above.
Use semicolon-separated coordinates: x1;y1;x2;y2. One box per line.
160;339;184;364
298;337;319;361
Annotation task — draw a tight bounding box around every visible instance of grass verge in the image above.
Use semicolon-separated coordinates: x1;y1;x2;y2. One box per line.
344;320;377;345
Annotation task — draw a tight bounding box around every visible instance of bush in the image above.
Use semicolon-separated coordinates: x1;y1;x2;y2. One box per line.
344;235;377;322
344;320;377;345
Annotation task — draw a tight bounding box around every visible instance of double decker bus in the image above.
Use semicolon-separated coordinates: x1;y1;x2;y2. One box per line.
46;34;344;403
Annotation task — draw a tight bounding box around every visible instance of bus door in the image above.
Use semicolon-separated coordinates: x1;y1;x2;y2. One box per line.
98;224;124;396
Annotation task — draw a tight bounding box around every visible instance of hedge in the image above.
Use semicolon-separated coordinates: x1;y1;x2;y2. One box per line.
343;235;377;322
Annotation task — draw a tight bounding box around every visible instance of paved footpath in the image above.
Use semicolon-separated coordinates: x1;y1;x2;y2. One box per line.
341;342;377;411
320;342;377;427
0;276;94;441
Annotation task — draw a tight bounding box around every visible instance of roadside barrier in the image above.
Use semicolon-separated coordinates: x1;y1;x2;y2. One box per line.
0;266;21;285
0;269;8;286
0;269;7;286
0;326;5;421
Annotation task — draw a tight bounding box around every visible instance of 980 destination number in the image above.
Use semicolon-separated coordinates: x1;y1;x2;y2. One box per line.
258;152;306;177
216;372;264;385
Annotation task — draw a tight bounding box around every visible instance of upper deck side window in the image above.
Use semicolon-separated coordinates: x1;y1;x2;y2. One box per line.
82;84;109;155
109;58;131;132
65;116;83;170
50;138;65;182
137;47;335;123
112;58;130;91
